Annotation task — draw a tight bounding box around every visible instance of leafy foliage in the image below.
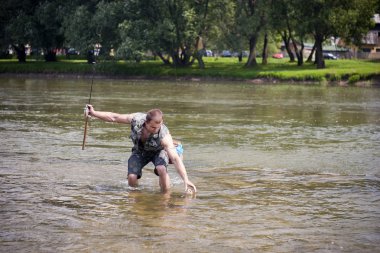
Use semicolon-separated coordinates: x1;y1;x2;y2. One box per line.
1;0;378;69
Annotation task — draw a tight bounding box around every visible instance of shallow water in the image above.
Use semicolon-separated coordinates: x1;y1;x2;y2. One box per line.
1;77;379;252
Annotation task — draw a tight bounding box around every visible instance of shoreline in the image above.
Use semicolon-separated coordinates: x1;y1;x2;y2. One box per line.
1;72;380;87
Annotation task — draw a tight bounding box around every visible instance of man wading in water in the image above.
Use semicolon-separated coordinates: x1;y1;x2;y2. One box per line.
86;105;196;194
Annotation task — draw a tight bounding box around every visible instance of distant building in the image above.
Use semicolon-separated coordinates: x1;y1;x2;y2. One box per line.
359;14;380;59
342;14;380;59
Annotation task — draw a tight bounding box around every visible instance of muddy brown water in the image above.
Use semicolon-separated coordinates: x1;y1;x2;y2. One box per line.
1;77;379;252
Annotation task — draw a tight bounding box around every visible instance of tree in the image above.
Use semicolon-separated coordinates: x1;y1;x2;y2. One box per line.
260;4;273;65
210;1;243;61
117;0;173;63
6;13;36;62
2;0;43;62
272;0;314;66
6;0;68;62
118;0;234;67
235;0;272;67
117;18;146;62
92;0;126;56
63;4;97;56
272;0;295;62
298;0;376;69
286;0;309;66
34;1;66;61
159;0;198;66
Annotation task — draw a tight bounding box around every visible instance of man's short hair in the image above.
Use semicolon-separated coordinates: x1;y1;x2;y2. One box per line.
146;109;163;123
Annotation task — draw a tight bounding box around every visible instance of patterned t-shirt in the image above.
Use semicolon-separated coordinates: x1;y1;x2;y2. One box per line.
129;113;169;152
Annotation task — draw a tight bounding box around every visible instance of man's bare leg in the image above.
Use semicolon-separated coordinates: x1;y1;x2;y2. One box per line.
128;174;139;188
155;165;171;192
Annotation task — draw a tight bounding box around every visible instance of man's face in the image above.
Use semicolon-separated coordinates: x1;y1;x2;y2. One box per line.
145;120;162;134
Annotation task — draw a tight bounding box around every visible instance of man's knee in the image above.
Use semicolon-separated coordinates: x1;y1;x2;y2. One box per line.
154;165;167;176
128;173;138;186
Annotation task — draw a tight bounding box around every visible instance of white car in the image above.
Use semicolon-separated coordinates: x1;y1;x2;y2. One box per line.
323;53;337;60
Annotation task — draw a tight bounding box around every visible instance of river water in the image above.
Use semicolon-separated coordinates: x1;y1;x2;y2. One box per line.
0;77;379;252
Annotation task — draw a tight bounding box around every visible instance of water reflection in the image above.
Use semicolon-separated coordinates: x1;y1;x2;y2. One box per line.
1;77;379;252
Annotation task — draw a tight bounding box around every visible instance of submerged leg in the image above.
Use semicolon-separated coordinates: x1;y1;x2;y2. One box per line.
128;173;139;188
155;165;171;192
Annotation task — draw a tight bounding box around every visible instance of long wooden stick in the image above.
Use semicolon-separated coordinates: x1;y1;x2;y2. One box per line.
82;63;95;150
82;114;89;150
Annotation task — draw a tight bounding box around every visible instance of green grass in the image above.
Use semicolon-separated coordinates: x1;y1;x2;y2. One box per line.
0;57;379;84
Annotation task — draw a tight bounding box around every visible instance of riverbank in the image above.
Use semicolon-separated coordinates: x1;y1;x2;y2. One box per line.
1;58;379;86
2;72;379;87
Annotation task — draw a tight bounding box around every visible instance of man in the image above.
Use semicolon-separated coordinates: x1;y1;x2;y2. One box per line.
86;105;196;194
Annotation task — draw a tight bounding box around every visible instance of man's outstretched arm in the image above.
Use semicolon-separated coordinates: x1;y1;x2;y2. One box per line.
87;104;134;124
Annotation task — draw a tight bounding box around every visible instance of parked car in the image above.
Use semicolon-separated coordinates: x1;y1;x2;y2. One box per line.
204;50;213;57
272;53;284;59
323;53;337;60
221;50;232;57
67;48;79;55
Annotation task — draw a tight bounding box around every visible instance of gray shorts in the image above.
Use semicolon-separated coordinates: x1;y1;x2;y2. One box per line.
128;149;169;179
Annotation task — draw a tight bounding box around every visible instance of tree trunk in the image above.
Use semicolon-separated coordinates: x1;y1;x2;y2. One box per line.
155;51;170;65
171;50;180;66
238;52;243;62
280;31;295;62
245;35;258;67
44;49;57;62
179;46;192;66
298;42;304;66
290;36;304;66
12;44;26;63
170;47;192;67
314;34;325;69
262;32;268;65
306;42;316;62
86;50;95;64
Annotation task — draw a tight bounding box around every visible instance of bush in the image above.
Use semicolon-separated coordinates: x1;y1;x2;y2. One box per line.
348;74;360;84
